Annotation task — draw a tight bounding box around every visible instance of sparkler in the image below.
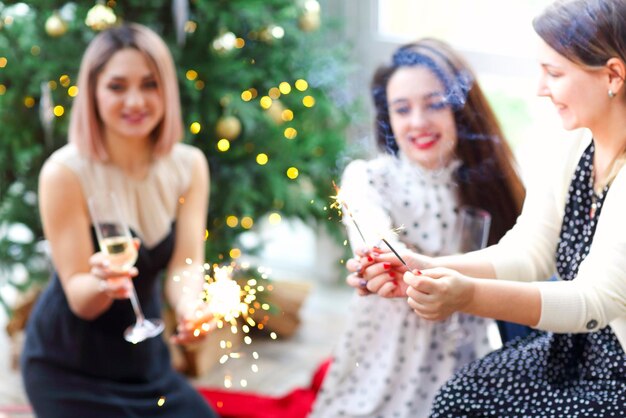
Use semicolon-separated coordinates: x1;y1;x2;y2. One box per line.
205;264;246;322
330;181;409;268
182;262;275;388
380;238;408;267
378;225;409;267
330;181;367;246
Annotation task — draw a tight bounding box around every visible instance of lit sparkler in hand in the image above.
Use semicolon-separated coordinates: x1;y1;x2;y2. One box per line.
330;181;367;246
205;264;245;323
379;227;409;268
330;181;408;267
193;262;275;388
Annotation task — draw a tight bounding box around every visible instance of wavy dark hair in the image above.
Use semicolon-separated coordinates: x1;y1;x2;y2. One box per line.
371;38;525;245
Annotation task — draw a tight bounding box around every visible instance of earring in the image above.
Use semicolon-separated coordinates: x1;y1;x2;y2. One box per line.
609;89;616;98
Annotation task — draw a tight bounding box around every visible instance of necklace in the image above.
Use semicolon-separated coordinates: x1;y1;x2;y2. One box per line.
589;192;598;219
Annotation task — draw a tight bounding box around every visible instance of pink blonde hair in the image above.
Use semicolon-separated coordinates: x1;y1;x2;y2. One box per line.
68;23;183;161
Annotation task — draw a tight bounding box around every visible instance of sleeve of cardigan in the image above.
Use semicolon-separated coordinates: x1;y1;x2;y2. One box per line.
339;159;408;254
533;166;626;332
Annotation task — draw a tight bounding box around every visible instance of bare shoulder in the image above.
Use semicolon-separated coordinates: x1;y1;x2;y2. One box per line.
39;158;81;193
186;144;209;177
182;143;208;165
38;158;85;212
171;143;209;176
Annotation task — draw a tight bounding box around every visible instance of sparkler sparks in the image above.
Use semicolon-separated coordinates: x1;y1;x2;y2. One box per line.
193;262;275;388
330;181;409;267
330;181;367;246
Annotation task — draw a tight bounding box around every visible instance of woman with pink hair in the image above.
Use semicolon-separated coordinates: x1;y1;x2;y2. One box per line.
21;23;217;417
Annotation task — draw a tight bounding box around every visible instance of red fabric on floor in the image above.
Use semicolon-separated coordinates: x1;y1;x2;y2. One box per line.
199;357;331;418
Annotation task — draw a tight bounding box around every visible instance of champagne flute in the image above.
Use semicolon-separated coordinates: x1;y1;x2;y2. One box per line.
445;205;491;342
88;192;164;344
449;205;491;254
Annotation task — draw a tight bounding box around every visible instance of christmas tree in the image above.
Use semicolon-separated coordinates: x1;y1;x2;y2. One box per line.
0;0;356;314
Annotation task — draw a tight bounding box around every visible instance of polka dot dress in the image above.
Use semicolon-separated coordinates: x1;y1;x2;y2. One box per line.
429;143;626;418
310;155;495;418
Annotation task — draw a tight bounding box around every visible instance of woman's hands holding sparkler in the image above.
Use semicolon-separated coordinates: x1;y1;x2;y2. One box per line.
347;248;474;320
170;300;217;345
346;246;431;298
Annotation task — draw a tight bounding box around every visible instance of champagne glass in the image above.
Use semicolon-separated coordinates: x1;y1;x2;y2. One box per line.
445;205;491;342
88;192;164;344
449;205;491;253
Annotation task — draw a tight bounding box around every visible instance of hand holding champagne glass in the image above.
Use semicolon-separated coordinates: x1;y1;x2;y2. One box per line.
88;192;165;344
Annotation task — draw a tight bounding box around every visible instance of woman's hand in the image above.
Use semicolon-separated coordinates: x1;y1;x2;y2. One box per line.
346;247;434;298
403;267;475;321
89;238;141;299
170;300;216;345
345;247;405;298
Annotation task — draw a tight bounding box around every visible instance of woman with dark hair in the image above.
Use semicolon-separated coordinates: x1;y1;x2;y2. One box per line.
355;0;626;416
21;23;218;417
371;40;524;248
310;38;525;418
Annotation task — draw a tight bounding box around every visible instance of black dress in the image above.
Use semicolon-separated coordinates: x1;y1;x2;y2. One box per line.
21;226;217;417
429;143;626;417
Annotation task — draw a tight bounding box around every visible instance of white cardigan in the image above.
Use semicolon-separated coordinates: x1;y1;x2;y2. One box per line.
477;131;626;353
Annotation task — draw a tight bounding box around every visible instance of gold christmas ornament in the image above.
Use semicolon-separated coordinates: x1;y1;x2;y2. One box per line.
85;3;117;31
45;12;68;37
299;0;321;32
216;115;242;140
299;10;320;32
265;100;286;125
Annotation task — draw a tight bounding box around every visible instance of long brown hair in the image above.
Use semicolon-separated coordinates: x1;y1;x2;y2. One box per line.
371;38;525;244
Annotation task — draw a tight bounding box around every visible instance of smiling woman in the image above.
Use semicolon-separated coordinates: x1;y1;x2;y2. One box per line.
310;38;526;418
339;0;557;155
68;23;182;162
536;42;615;132
386;66;458;170
357;1;626;416
95;49;165;156
20;23;218;418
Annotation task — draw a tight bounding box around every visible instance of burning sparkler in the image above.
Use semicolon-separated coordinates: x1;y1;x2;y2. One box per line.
330;181;409;267
379;227;409;268
330;180;368;246
183;262;276;388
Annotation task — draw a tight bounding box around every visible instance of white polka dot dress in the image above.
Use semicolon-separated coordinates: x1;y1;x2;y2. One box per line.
310;154;494;418
429;143;626;418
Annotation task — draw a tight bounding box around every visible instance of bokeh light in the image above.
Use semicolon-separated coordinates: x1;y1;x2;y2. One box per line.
217;139;231;152
284;127;297;139
278;82;291;95
268;212;282;225
286;167;299;179
256;153;269;165
241;217;254;229
302;95;315;107
190;122;201;134
295;79;308;91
